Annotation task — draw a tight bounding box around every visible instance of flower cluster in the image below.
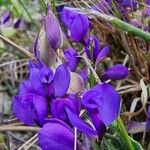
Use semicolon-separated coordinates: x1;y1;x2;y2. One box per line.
13;6;130;150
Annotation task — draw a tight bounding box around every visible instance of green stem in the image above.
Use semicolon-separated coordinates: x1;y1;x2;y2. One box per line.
117;117;134;150
112;18;150;41
88;10;150;41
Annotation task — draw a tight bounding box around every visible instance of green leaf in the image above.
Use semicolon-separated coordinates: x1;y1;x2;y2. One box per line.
129;137;143;150
105;140;119;150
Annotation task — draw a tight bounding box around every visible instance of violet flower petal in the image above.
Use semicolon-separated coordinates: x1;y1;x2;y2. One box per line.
51;97;80;121
95;45;110;67
29;60;45;70
1;11;11;25
84;36;91;59
38;119;74;150
89;110;106;140
33;37;41;59
61;7;89;41
146;106;150;131
13;19;27;29
80;67;89;86
82;83;120;126
51;64;70;97
102;64;129;81
14;19;21;29
69;14;89;41
61;7;77;27
13;94;47;126
85;36;101;62
65;107;97;137
30;68;46;97
19;80;34;95
33;96;48;126
64;48;80;71
13;95;37;126
93;36;101;62
40;67;53;83
44;6;63;51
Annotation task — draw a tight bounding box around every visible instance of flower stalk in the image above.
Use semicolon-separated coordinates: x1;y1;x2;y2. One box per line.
117;117;134;150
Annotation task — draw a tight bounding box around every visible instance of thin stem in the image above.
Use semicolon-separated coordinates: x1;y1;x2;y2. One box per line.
0;126;39;132
18;134;38;150
117;117;134;150
0;34;35;59
81;55;101;84
74;127;77;150
25;138;38;150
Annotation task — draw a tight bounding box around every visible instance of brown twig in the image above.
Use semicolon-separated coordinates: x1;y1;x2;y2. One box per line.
18;134;38;150
0;34;35;59
0;126;39;132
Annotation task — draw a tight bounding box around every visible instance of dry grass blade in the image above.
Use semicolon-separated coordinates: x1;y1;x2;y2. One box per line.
81;55;101;84
24;138;38;150
0;125;39;132
18;134;38;150
0;34;35;59
74;128;77;150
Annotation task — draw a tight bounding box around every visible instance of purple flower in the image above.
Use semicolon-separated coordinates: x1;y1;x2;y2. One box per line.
38;119;74;150
85;36;110;64
44;5;63;51
49;64;70;97
0;11;11;25
64;48;80;71
146;106;150;131
13;63;71;126
82;83;120;139
29;62;70;98
61;7;89;41
13;19;28;30
51;95;97;137
101;64;129;81
85;36;101;62
51;95;80;121
80;67;89;86
13;94;48;126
